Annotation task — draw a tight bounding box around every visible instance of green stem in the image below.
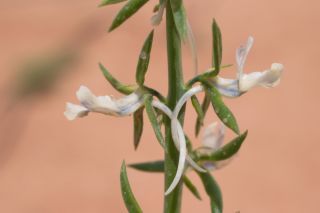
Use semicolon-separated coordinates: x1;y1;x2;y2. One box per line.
164;2;185;213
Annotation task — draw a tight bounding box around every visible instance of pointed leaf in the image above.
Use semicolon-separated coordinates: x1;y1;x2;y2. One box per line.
212;19;222;73
191;95;204;127
129;160;164;172
187;64;233;87
133;107;144;150
205;83;239;134
129;161;202;200
99;63;136;95
99;0;127;7
170;0;188;41
120;161;143;213
198;172;223;213
109;0;149;32
198;130;248;162
184;134;193;152
128;160;201;200
144;95;166;150
136;30;154;86
183;176;202;200
195;94;210;136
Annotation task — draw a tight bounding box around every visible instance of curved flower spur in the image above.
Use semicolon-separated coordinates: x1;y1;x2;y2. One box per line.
65;0;284;211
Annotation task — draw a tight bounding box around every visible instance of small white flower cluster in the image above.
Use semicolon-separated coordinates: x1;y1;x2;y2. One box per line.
64;37;283;195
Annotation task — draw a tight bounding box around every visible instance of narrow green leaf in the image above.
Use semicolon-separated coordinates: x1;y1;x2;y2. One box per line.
144;95;166;150
99;0;127;7
99;63;136;95
133;107;144;150
129;160;164;172
197;172;223;213
109;0;149;32
170;0;182;11
205;84;239;134
136;30;154;86
195;94;210;137
184;134;193;152
170;0;188;41
198;130;248;162
187;64;233;87
183;176;202;200
191;95;204;127
212;19;222;73
129;161;202;200
143;85;166;103
120;161;143;213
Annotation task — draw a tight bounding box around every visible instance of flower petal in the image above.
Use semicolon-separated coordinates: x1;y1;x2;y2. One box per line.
236;36;254;79
115;91;144;116
212;77;241;98
64;102;89;120
202;122;225;150
74;85;143;117
239;63;284;91
165;117;187;196
76;85;99;109
152;100;206;173
259;63;284;88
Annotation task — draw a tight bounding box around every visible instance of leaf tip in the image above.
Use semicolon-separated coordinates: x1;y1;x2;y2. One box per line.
243;130;248;138
121;160;126;169
108;26;115;32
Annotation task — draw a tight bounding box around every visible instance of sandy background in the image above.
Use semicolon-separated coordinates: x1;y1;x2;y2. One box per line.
0;0;319;212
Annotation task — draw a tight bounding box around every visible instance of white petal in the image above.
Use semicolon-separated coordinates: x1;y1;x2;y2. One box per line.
152;100;206;173
173;85;203;119
115;91;143;116
76;85;119;115
75;85;143;116
202;122;225;150
165;118;187;196
76;85;99;109
259;63;284;88
236;36;254;79
239;63;284;91
213;77;241;98
94;96;120;115
64;102;89;120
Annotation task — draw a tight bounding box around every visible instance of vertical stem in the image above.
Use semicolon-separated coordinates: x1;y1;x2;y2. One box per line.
164;2;184;213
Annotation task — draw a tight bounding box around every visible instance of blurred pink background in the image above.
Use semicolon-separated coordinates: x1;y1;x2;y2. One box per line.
0;0;319;212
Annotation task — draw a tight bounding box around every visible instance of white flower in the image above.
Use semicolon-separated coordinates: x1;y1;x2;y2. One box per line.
198;122;234;171
64;85;143;120
213;36;284;98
